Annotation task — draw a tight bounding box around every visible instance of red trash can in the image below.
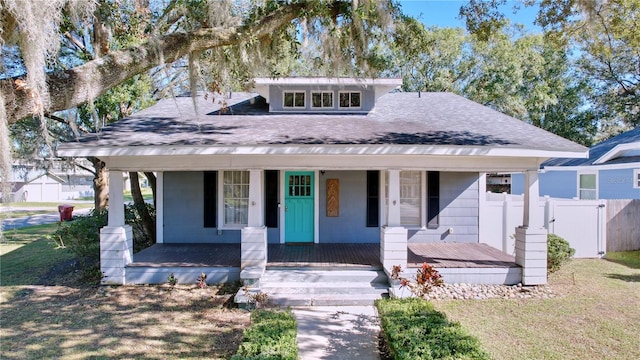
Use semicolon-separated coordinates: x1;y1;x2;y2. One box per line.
58;204;74;221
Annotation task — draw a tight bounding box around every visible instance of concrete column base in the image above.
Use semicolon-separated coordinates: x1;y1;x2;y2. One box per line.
380;226;408;275
100;225;133;285
515;226;547;285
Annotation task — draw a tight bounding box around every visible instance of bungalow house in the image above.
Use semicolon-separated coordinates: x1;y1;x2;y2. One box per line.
57;78;587;301
512;127;640;199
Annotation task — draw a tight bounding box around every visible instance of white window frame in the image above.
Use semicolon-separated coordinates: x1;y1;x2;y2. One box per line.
218;170;250;228
384;171;426;228
634;169;640;189
338;91;362;109
577;172;598;200
311;91;334;109
283;91;306;109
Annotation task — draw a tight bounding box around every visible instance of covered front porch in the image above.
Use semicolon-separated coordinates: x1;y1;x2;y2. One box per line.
124;242;521;285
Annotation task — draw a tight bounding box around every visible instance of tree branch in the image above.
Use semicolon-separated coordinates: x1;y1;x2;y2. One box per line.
2;1;322;125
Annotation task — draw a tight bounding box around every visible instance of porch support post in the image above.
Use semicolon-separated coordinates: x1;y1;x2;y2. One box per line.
156;172;164;244
241;169;267;286
515;170;547;285
380;169;407;276
100;170;133;285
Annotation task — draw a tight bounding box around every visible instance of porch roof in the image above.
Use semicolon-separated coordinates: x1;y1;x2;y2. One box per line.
57;91;587;160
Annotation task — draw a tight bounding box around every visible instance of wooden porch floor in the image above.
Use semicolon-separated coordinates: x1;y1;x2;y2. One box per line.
129;242;517;269
408;243;517;268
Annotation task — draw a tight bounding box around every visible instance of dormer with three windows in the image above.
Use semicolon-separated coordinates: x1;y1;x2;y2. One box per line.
251;77;402;113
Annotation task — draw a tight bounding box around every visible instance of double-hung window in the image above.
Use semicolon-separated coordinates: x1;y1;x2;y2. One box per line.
384;171;440;228
338;91;361;108
311;91;333;108
283;91;305;108
578;172;597;200
222;171;249;227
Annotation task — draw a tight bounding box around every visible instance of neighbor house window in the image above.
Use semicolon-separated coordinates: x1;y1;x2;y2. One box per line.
338;91;361;108
634;169;640;189
578;173;597;199
311;91;333;108
283;91;305;108
222;171;249;226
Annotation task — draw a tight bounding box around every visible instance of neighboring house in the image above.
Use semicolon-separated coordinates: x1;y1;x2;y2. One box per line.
5;163;95;202
9;171;65;202
57;77;587;288
512;127;640;199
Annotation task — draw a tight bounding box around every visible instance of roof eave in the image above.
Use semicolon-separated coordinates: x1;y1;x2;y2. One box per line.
57;144;589;159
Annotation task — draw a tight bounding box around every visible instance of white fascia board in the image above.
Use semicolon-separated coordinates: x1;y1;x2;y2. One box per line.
57;144;588;159
253;77;403;87
543;161;640;172
593;141;640;164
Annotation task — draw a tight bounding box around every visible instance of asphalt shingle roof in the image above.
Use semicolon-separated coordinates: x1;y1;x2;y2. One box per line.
543;127;640;167
63;92;586;153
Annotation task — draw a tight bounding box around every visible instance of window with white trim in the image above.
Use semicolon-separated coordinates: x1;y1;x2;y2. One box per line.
578;172;597;200
283;91;305;108
222;171;249;226
338;91;361;108
385;171;423;227
634;169;640;189
311;91;333;108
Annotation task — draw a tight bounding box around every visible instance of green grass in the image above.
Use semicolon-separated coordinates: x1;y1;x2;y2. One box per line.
376;298;490;360
433;258;640;360
231;309;298;360
0;223;75;285
605;250;640;269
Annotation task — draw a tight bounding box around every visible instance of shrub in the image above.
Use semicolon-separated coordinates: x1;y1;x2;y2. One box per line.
391;263;444;298
231;310;298;360
376;298;490;360
49;204;156;283
547;233;575;273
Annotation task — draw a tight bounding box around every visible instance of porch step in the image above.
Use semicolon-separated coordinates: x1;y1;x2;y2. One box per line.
260;269;389;306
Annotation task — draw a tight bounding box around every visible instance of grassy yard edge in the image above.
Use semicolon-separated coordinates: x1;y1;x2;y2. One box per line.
231;309;298;360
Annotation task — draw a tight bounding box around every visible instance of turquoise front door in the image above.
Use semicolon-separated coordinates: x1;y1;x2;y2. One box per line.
285;171;314;243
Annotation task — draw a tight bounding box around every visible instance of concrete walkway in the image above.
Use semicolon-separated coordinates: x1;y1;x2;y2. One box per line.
293;306;381;360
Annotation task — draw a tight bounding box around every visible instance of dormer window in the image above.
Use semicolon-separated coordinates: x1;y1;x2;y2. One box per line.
311;91;333;109
339;91;361;109
284;91;305;108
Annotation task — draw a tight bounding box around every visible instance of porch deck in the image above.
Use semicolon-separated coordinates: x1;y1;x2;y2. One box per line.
129;242;518;269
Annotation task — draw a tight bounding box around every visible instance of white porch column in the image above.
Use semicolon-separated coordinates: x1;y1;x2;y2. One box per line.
100;170;133;285
380;169;407;275
515;170;547;285
155;172;164;244
241;169;267;285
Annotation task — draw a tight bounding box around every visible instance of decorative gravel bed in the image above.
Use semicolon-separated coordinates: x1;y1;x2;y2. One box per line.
399;283;558;300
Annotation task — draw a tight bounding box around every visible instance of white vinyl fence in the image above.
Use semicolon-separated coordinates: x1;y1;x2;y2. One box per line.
480;193;607;258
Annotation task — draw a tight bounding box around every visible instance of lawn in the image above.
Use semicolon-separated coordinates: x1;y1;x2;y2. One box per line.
433;256;640;360
0;224;250;359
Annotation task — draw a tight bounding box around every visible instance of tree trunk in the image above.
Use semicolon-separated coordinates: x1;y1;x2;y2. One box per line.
143;171;157;207
130;171;155;242
91;157;108;212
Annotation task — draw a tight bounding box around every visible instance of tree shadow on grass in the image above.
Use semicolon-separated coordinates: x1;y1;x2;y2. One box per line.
0;284;250;359
605;273;640;283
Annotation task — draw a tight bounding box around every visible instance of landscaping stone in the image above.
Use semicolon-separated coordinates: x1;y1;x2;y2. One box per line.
403;282;557;300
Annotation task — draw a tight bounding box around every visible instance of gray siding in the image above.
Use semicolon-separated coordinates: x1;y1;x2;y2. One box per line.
408;172;479;243
268;85;375;112
163;172;240;243
319;170;380;243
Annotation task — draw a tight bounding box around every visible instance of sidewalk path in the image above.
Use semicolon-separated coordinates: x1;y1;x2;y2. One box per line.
293;306;380;360
1;208;92;230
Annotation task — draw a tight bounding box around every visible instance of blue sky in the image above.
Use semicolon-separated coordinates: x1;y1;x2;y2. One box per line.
398;0;541;32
